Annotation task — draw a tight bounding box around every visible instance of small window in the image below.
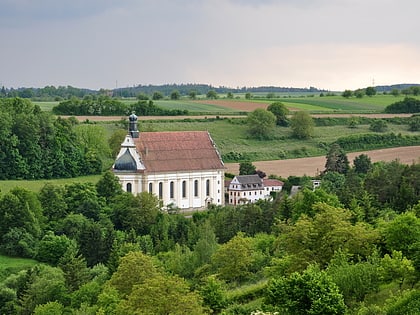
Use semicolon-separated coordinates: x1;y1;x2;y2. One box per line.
194;180;199;197
159;182;163;199
182;180;187;198
170;181;174;199
149;182;153;193
126;183;132;193
206;179;210;196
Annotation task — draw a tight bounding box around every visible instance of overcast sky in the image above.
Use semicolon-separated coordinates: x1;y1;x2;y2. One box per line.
1;0;419;91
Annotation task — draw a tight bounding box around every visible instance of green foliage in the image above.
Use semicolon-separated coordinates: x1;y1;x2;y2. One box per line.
239;161;256;175
290;111;314;139
33;301;64;315
385;97;420;113
324;143;350;174
247;109;276;140
264;265;346;315
370;120;388;132
267;102;289;126
386;290;420;315
36;232;74;265
408;115;420;131
353;153;372;174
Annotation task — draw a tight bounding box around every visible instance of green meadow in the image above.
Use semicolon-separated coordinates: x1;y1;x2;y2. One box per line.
0;175;101;194
0;255;38;281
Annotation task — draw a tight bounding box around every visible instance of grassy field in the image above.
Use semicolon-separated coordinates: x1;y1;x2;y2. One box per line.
33;94;420;114
0;174;102;194
0;255;38;281
138;117;420;162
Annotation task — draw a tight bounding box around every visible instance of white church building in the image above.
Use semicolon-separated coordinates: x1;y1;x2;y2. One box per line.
112;113;225;211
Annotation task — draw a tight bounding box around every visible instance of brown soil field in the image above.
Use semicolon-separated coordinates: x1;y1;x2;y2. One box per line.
225;146;420;178
192;100;268;111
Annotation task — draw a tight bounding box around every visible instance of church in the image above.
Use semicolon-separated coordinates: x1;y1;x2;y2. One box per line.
112;113;226;211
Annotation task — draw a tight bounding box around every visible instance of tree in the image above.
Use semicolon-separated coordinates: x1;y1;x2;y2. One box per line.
96;171;123;202
111;192;161;235
152;91;163;100
211;232;254;283
245;92;252;99
170;89;180;100
264;265;346;315
226;92;234;99
116;273;205;315
369;120;387;132
239;161;256;175
188;90;197;99
206;90;217;99
267;102;289;126
342;90;352;98
353;154;372;174
381;212;420;257
290;111;314;139
365;86;377;97
324;143;350;174
246;108;276;140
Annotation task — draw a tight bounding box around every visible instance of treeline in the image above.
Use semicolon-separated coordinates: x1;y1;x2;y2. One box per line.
0;85;96;100
52;96;188;116
0;98;109;179
1;83;326;100
1;155;420;313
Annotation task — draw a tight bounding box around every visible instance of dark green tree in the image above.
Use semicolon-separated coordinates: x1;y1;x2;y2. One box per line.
342;90;353;98
324;143;350;174
290;111;314;139
265;265;346;315
206;90;217;99
239;161;256;175
247;108;276;140
267;102;289;126
170;89;180;100
353;154;372;174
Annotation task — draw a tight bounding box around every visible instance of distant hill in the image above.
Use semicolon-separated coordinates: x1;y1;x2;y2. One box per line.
375;83;420;92
114;84;327;98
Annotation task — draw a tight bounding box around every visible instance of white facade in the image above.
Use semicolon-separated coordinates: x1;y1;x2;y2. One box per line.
118;170;224;210
113;120;225;211
227;175;283;205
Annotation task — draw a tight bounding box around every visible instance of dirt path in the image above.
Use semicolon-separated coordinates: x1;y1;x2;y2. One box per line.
225;146;420;178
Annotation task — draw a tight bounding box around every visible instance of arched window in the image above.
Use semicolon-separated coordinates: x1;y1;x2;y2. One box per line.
126;183;132;193
149;182;153;193
182;180;187;198
159;182;163;199
170;181;174;199
194;180;199;197
206;179;210;196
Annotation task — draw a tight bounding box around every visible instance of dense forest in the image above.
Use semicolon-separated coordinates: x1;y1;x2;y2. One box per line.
0;154;420;314
0;98;107;179
52;97;188;116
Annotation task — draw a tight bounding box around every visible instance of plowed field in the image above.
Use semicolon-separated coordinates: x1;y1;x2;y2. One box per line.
225;146;420;177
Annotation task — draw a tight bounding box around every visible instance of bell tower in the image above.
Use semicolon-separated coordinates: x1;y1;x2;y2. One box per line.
129;112;139;138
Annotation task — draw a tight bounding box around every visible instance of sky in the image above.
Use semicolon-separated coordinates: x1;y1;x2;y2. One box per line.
0;0;419;91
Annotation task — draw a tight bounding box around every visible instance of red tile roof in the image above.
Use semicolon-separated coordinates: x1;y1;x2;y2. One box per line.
135;131;225;173
263;179;284;187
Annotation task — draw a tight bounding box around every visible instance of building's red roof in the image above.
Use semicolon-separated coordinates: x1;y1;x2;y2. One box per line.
263;179;284;187
134;131;225;173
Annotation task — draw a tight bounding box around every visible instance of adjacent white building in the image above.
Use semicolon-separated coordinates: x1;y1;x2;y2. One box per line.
112;114;225;211
227;174;283;205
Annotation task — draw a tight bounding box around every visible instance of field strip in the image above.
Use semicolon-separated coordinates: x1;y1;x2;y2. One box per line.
62;113;412;122
225;146;420;178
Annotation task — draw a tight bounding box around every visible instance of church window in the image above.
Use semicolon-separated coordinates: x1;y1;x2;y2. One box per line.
126;183;132;193
170;181;174;198
206;179;210;196
182;181;187;198
149;183;153;193
159;182;163;199
194;180;199;197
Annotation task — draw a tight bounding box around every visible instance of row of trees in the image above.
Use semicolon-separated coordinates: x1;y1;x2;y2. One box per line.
52;96;188;116
247;102;315;140
0;98;109;179
1;151;420;313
